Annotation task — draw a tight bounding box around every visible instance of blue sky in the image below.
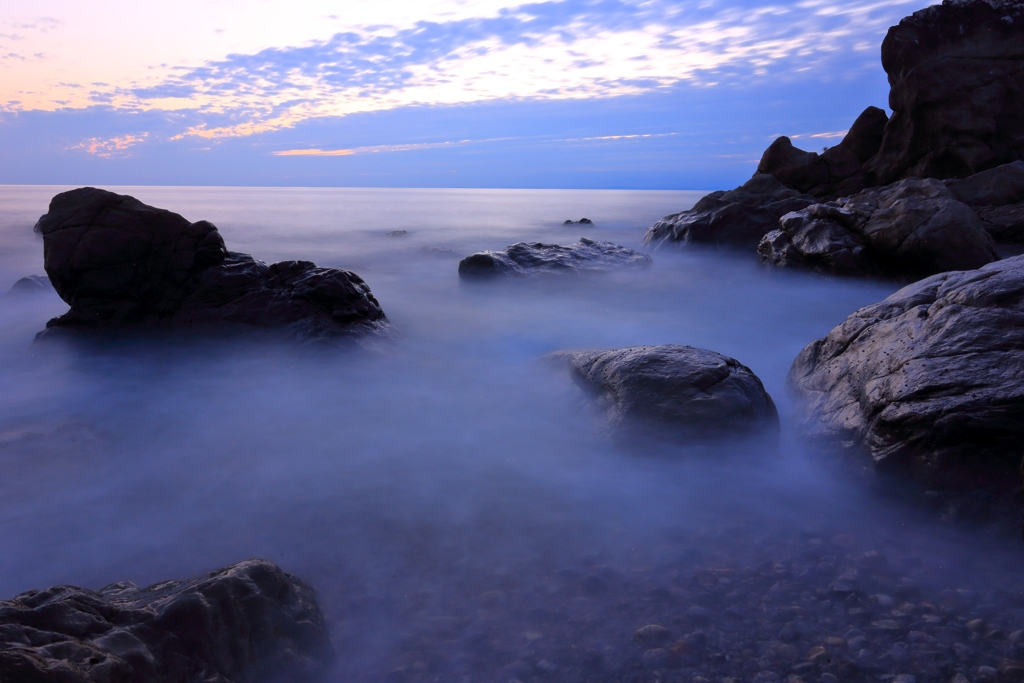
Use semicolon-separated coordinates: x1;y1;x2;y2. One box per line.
0;0;935;189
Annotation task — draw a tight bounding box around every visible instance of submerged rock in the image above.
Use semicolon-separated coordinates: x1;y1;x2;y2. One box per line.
642;174;814;250
458;238;651;278
548;345;778;440
36;187;386;341
758;178;999;277
8;275;52;295
789;255;1024;508
0;559;334;683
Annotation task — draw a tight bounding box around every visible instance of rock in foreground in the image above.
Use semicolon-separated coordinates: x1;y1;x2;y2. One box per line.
549;345;778;440
458;238;651;278
0;559;333;683
36;187;386;341
789;255;1024;507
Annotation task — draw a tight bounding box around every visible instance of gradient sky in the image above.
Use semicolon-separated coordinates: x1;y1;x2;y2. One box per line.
0;0;937;189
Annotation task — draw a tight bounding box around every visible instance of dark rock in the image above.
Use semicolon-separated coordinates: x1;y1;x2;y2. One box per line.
788;254;1024;504
633;625;671;645
642;174;815;249
8;275;52;295
457;238;651;278
563;218;594;225
547;345;778;440
865;0;1024;185
757;107;890;199
36;188;386;341
758;178;999;277
947;161;1024;242
387;230;409;237
0;559;334;683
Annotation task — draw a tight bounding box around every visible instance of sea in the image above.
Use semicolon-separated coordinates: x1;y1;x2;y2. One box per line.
1;185;1022;682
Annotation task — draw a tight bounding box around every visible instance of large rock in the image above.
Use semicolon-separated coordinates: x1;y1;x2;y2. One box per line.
864;0;1024;184
758;178;999;277
789;255;1024;504
0;559;334;683
642;174;814;249
548;345;778;440
36;188;386;340
946;161;1024;242
757;107;889;199
458;237;651;278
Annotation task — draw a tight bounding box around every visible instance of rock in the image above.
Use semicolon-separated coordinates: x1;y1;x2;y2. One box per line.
633;625;671;645
563;218;593;225
457;238;651;278
547;345;778;441
947;161;1024;242
0;559;334;683
387;230;409;237
8;275;52;295
789;254;1024;505
758;178;999;277
643;174;815;249
35;187;386;341
865;0;1024;185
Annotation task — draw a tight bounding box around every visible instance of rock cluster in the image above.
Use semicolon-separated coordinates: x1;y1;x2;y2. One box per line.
0;559;334;683
758;178;999;277
36;187;386;341
458;238;651;278
788;254;1024;509
548;345;778;441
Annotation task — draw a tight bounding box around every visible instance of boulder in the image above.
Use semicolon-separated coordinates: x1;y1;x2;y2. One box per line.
548;345;778;440
788;254;1024;504
864;0;1024;184
8;275;52;295
757;107;889;199
642;174;814;249
946;161;1024;242
458;237;651;278
0;559;334;683
758;178;999;277
35;188;386;340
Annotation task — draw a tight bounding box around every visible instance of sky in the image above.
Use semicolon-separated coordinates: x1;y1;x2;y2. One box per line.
0;0;938;189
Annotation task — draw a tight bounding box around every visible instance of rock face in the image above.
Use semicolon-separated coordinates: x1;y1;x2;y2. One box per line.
458;238;651;278
0;559;334;683
549;345;778;440
946;161;1024;242
757;107;889;199
642;174;814;249
36;188;386;340
789;255;1024;501
758;178;999;277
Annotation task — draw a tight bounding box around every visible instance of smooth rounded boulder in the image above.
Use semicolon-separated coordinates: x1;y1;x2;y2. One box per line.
789;255;1024;510
549;345;778;441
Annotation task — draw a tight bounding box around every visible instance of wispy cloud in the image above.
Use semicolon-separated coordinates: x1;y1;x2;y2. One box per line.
70;133;149;158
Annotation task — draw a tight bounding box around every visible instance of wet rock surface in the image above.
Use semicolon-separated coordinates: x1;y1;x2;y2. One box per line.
458;238;651;278
37;187;387;341
758;178;999;278
0;559;333;683
788;254;1024;507
547;345;778;440
947;161;1024;243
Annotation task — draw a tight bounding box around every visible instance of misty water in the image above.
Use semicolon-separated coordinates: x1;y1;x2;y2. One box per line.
2;185;1023;683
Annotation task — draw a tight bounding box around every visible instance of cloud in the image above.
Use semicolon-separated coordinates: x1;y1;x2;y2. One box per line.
70;133;149;158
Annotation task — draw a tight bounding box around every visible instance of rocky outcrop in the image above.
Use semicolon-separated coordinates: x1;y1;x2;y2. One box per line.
0;559;334;683
946;160;1024;243
757;107;889;199
642;174;814;249
36;188;386;340
548;345;778;440
458;238;651;278
788;255;1024;505
758;178;999;277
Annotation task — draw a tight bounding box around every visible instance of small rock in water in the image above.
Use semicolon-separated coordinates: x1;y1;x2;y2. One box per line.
387;230;409;236
7;274;51;295
458;238;650;278
633;624;671;644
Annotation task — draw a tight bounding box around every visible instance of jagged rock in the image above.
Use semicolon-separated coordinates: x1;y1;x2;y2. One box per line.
35;188;386;340
548;345;778;440
757;107;889;198
947;161;1024;242
758;178;999;277
0;559;334;683
788;254;1024;502
642;174;814;249
458;238;651;278
864;0;1024;184
8;275;52;295
562;218;593;225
